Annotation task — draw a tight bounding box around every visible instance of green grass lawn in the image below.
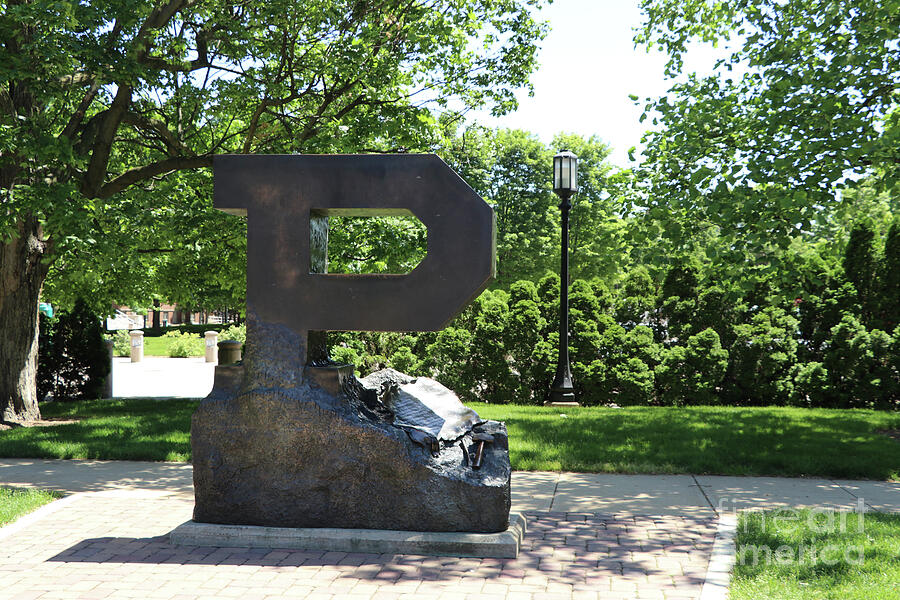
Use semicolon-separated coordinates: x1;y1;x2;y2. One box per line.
0;398;195;461
474;404;900;480
142;336;203;357
730;509;900;599
0;400;898;479
0;487;62;526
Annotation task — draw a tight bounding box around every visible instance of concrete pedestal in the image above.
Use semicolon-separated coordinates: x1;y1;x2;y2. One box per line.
170;513;526;558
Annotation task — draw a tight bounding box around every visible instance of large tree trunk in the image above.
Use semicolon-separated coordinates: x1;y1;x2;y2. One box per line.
0;215;48;424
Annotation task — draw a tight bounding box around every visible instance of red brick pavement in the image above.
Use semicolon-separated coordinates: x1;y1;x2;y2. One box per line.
0;492;716;600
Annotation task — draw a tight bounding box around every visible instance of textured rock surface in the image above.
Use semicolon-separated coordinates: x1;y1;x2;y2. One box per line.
192;316;511;533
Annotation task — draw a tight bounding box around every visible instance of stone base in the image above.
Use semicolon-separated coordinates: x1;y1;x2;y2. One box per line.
170;513;526;559
192;323;512;533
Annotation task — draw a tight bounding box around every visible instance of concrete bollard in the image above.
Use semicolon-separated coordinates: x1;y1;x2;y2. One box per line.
217;340;242;365
103;339;114;398
129;330;144;363
205;331;219;363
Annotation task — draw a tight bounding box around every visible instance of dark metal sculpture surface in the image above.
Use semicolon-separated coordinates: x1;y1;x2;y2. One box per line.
213;154;496;361
192;154;510;533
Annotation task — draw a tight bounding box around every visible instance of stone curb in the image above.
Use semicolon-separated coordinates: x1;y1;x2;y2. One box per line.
170;512;527;558
698;513;737;600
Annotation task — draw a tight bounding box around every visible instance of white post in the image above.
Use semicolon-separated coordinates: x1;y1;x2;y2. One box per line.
205;330;219;363
129;330;144;363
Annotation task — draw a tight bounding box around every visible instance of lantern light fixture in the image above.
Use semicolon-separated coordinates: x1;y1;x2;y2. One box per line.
553;150;578;199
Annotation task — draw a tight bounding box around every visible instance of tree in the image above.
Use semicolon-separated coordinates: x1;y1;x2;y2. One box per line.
41;169;248;318
440;126;619;288
447;128;559;286
842;223;877;325
326;215;426;275
876;220;900;332
0;0;548;423
633;0;900;282
551;133;620;283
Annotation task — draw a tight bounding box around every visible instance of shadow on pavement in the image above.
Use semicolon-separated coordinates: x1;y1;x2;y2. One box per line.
45;512;715;592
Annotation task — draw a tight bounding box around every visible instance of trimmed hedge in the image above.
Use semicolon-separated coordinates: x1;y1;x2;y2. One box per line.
327;259;900;408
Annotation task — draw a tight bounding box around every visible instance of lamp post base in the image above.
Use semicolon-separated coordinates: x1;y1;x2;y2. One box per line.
545;390;578;407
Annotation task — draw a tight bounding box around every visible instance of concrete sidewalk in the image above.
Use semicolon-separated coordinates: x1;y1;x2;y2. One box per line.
2;459;898;516
2;463;898;600
111;357;215;399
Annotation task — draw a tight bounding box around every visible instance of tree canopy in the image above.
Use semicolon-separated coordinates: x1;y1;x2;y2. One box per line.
0;0;550;422
631;0;899;283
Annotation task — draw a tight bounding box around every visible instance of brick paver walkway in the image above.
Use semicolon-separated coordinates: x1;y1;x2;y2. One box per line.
0;491;716;600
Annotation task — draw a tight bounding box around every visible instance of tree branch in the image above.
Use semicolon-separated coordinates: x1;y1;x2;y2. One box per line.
81;1;195;197
121;111;190;156
80;84;133;197
60;80;100;141
57;73;93;87
97;155;212;199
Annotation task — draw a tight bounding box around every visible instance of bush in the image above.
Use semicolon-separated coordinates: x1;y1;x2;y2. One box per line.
331;344;362;370
163;331;204;358
875;221;900;332
505;280;553;403
219;324;246;344
791;362;830;407
724;307;798;405
571;313;620;404
657;261;700;342
323;262;897;409
388;345;419;374
655;328;729;405
822;315;898;409
106;329;131;357
612;357;656;405
424;327;477;401
147;322;238;336
469;292;516;403
615;266;657;329
38;299;110;402
843;222;877;325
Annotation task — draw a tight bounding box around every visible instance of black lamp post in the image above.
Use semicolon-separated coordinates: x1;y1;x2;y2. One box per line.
548;150;578;405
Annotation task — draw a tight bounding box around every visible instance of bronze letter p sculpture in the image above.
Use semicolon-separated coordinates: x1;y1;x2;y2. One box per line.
191;154;510;533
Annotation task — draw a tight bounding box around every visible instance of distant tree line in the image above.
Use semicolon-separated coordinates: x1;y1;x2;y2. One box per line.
27;0;899;412
330;218;899;408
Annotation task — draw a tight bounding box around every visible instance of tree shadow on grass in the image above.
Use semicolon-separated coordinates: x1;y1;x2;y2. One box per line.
0;403;196;462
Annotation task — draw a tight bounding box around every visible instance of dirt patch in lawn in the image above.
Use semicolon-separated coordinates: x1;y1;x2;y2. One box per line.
0;417;83;431
877;429;900;442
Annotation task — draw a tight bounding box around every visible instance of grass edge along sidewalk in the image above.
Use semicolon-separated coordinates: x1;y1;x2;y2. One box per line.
0;399;898;480
0;487;61;527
